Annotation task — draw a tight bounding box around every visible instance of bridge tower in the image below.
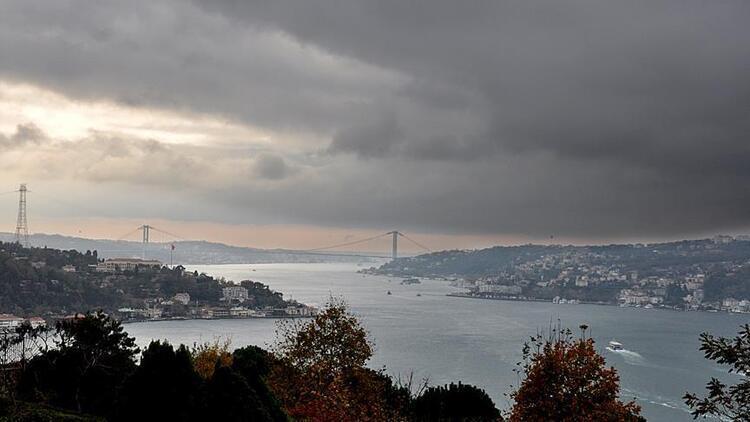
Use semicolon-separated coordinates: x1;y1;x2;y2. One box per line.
141;224;151;259
388;230;399;260
14;184;29;247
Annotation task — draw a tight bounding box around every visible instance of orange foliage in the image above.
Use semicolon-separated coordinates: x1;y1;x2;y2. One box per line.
509;327;643;422
268;299;398;421
191;338;233;379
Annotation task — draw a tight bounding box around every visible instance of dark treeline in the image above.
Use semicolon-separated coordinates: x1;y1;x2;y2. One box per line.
0;302;650;421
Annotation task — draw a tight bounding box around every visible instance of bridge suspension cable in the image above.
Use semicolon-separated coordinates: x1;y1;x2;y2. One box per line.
116;227;143;241
398;232;432;253
302;232;391;252
148;226;186;241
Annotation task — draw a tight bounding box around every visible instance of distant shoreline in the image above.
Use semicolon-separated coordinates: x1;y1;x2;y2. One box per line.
445;292;750;315
120;314;314;325
447;292;611;306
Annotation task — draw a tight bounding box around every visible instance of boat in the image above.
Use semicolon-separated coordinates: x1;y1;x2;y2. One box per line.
387;290;392;295
608;340;623;351
416;293;422;297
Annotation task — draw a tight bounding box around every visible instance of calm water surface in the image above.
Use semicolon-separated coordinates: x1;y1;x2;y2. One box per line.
126;262;747;421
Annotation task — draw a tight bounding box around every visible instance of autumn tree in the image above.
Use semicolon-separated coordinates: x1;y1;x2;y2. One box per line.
192;338;233;379
269;299;401;421
684;324;750;420
509;325;643;422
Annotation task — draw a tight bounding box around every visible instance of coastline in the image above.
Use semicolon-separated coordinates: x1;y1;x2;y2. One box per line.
446;292;611;306
445;292;748;314
120;314;314;325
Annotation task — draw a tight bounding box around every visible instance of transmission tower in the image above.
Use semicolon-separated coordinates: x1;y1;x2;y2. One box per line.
14;184;29;247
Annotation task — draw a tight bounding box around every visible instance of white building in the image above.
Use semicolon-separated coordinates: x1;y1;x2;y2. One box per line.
0;314;24;330
173;292;190;305
285;306;318;317
26;317;46;328
62;265;77;273
230;307;253;317
619;289;652;306
477;284;522;295
96;258;162;273
222;286;249;302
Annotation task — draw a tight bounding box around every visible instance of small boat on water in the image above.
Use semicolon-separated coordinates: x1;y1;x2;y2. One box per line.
416;293;422;297
387;290;392;295
609;340;623;351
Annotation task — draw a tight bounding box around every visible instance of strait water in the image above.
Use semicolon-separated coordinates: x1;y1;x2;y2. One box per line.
126;262;747;421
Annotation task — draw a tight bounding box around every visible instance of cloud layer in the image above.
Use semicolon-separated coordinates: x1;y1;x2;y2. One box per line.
1;0;750;242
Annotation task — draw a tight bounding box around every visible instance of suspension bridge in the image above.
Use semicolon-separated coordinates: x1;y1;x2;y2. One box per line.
111;224;431;261
2;184;433;261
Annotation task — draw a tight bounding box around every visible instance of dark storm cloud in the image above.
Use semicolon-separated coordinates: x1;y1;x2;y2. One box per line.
328;111;402;158
253;154;291;180
192;0;750;238
0;123;48;148
2;0;750;240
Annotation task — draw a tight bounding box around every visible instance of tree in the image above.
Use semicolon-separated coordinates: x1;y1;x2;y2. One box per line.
412;382;500;421
0;322;51;406
203;365;277;422
115;341;202;421
684;324;750;420
269;299;396;421
192;338;233;379
231;346;287;422
509;325;643;422
16;312;138;416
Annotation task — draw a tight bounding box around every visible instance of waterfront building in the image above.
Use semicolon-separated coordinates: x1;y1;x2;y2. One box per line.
222;286;249;302
478;284;522;295
26;317;46;328
96;258;162;273
229;307;253;317
0;314;24;330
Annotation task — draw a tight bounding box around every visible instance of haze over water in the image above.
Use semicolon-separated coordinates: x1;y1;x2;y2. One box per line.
126;262;744;421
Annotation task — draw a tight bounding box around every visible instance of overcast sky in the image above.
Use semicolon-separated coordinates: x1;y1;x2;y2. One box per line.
1;0;749;250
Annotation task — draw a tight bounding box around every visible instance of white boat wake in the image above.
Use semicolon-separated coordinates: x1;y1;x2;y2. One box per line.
606;347;646;365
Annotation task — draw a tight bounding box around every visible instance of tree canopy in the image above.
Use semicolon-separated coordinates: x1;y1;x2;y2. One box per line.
684;324;750;420
509;326;643;422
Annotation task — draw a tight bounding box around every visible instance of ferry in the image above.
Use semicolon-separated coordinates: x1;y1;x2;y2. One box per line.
608;340;623;351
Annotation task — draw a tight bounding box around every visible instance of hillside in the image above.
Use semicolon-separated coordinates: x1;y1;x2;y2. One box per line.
370;237;750;308
0;233;383;265
0;241;300;319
